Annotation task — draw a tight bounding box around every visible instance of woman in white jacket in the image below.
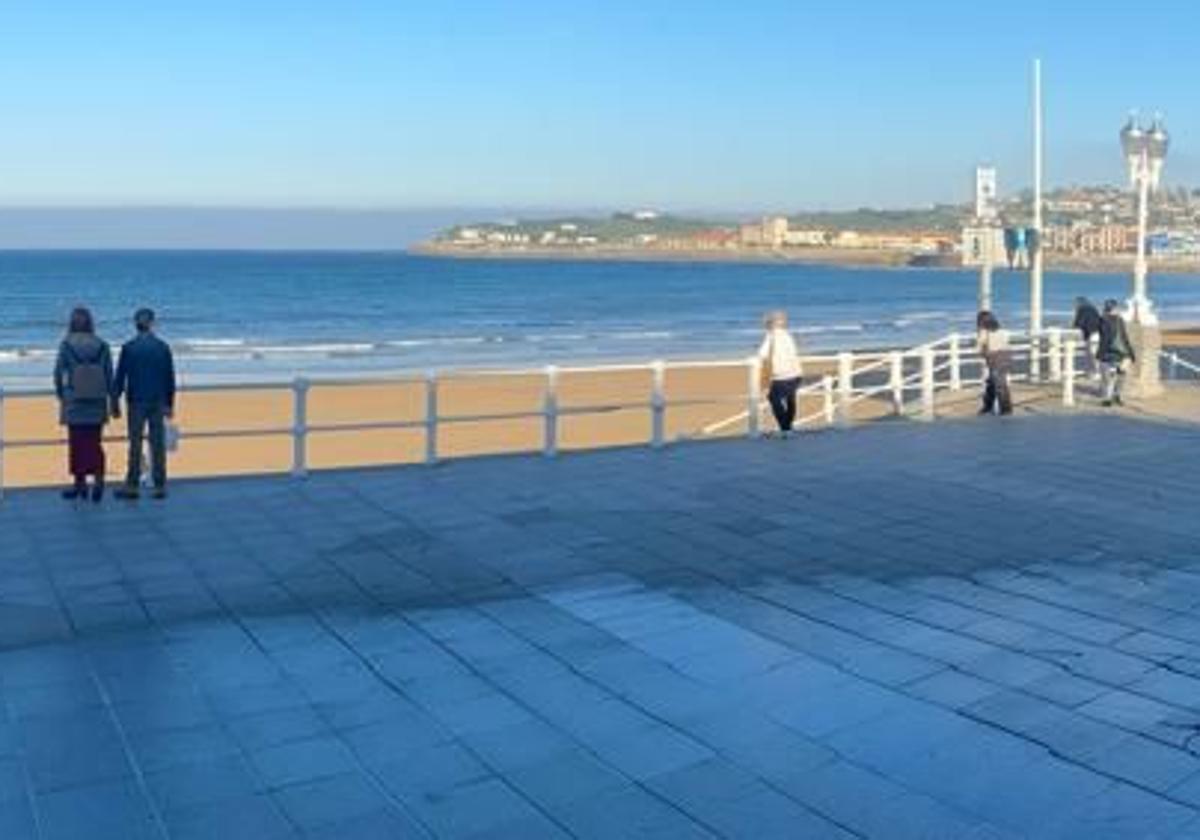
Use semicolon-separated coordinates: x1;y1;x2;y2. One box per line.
757;311;803;437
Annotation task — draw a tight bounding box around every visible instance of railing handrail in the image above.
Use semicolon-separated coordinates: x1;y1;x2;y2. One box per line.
0;329;1107;498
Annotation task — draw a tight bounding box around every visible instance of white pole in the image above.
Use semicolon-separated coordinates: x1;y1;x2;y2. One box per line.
424;371;438;465
889;352;904;415
921;346;936;421
1048;328;1063;382
1134;159;1150;312
650;361;666;448
949;334;962;391
543;365;559;457
822;375;835;425
747;357;762;439
291;377;309;478
1063;337;1076;406
836;351;853;427
1031;57;1045;337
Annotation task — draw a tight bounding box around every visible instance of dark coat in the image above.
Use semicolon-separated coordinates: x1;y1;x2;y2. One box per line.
1073;303;1103;339
54;333;114;427
1097;313;1135;363
114;332;177;409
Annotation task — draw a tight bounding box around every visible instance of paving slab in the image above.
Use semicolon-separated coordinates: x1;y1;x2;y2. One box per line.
3;412;1200;836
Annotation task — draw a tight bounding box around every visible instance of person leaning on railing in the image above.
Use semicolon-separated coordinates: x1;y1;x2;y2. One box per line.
976;310;1012;416
757;310;803;438
1072;296;1103;379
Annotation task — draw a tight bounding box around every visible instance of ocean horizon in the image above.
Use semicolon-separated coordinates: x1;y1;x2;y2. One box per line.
3;250;1198;388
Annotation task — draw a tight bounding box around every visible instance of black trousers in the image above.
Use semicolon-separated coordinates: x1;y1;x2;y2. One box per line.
125;403;168;488
981;369;1012;415
768;377;801;431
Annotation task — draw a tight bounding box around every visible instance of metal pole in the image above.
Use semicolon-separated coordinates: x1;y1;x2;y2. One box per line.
1030;57;1045;337
650;361;665;448
543;365;558;457
1048;328;1063;382
424;371;438;465
291;377;309;478
921;346;935;421
1063;337;1076;407
822;376;835;425
949;334;962;391
836;351;853;427
747;357;762;439
889;352;904;415
1134;158;1150;314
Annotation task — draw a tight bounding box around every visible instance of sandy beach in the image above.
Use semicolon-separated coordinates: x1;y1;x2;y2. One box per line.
5;327;1197;491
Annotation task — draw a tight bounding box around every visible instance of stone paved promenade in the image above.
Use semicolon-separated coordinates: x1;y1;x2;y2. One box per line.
3;412;1200;838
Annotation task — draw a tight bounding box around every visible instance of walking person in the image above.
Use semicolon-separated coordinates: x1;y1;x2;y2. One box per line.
54;307;115;502
976;310;1012;416
112;309;177;499
757;310;803;437
1072;296;1103;379
1097;299;1135;407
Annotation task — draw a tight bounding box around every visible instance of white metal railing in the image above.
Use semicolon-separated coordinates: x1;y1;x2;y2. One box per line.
1164;350;1200;381
0;329;1099;498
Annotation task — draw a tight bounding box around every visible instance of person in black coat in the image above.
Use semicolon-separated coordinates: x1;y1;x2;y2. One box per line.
1072;297;1103;377
112;308;177;499
1096;299;1135;407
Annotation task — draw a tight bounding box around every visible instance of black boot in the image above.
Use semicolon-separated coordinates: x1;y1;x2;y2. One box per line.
91;479;105;504
62;478;86;500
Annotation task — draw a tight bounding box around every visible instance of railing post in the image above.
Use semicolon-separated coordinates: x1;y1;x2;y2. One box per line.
747;357;762;439
1170;352;1179;382
543;365;558;457
1063;337;1076;407
920;346;935;421
0;385;6;502
424;371;438;465
291;377;309;478
890;351;904;415
650;360;666;449
822;375;835;425
836;351;853;427
949;334;962;392
1029;332;1042;382
1048;328;1063;383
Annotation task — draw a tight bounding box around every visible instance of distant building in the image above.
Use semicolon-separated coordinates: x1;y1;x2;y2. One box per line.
632;210;659;221
783;229;827;247
975;167;998;221
740;216;788;248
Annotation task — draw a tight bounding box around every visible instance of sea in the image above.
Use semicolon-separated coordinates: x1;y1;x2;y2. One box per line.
2;250;1198;388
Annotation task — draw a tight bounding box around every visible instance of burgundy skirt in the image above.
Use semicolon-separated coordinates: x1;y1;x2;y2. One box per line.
68;425;106;478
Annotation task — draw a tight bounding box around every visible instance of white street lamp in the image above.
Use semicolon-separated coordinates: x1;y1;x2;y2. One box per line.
1121;112;1168;325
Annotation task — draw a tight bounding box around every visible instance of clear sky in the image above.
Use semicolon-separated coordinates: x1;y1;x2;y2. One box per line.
1;0;1198;212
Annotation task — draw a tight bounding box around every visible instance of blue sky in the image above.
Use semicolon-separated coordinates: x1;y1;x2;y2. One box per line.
1;1;1198;212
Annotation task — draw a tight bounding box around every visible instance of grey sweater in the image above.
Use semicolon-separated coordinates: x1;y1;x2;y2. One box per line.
54;333;115;427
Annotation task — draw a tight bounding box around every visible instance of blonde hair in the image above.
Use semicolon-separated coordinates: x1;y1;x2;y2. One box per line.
763;310;788;329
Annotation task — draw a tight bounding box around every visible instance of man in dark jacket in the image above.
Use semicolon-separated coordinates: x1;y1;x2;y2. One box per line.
1072;297;1103;377
112;308;177;499
1096;299;1135;407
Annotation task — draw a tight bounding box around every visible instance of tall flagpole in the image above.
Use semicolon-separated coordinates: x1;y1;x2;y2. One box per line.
1032;57;1043;326
1030;58;1044;372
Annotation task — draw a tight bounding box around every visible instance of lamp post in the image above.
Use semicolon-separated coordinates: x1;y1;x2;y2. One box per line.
1119;112;1168;396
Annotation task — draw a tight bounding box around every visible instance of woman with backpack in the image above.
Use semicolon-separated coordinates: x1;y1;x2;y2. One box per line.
54;307;115;502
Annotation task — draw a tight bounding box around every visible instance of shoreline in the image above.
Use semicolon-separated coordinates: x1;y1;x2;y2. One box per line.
412;243;1200;276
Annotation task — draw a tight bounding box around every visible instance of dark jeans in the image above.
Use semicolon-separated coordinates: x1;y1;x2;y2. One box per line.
981;368;1012;415
768;377;801;432
125;403;167;488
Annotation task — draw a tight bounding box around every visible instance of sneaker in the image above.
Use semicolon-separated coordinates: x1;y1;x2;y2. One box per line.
114;486;140;500
1101;400;1113;408
1113;395;1124;406
91;483;105;504
151;487;168;500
